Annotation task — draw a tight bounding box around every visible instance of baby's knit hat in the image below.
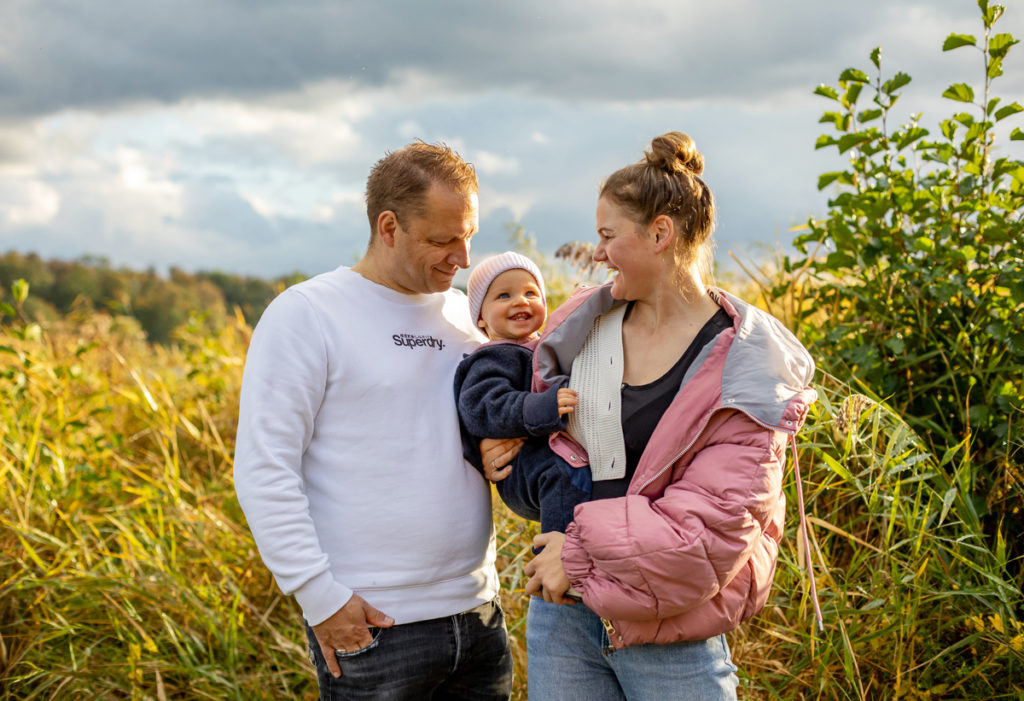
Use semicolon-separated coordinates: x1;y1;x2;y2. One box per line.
467;251;546;325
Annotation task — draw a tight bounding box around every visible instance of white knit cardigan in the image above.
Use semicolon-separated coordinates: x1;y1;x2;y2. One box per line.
567;304;627;481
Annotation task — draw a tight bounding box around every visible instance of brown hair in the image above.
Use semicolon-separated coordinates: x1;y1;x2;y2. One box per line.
365;141;478;242
600;132;715;278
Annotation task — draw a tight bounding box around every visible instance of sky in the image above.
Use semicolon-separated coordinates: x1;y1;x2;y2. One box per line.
1;0;1022;281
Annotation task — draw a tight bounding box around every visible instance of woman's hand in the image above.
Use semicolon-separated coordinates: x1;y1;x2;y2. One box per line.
524;532;576;604
479;437;524;482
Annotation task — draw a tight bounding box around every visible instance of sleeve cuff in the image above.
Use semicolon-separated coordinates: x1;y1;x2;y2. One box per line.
292;569;354;626
561;520;594;590
523;382;565;435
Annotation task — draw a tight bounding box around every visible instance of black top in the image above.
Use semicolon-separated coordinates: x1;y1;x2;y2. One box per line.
591;307;732;501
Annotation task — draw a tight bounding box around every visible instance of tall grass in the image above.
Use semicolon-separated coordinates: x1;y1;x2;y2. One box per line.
1;310;312;698
733;377;1023;699
731;257;1024;699
1;293;1021;698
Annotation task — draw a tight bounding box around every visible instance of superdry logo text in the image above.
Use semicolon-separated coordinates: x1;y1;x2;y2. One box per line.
393;333;446;351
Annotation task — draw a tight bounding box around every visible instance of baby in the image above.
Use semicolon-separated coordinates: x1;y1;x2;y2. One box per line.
454;251;591;535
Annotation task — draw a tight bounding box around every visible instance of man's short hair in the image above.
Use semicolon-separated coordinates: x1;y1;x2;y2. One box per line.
365;141;478;241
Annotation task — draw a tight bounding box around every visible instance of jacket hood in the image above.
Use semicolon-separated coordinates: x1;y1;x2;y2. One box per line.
711;288;816;433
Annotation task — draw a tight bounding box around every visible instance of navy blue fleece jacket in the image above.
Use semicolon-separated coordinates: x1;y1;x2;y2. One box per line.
454;340;591;534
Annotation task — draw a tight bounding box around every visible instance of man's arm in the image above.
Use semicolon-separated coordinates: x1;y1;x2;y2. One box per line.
233;290;354;625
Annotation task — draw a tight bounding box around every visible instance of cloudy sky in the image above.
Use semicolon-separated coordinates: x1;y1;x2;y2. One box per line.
1;0;1022;280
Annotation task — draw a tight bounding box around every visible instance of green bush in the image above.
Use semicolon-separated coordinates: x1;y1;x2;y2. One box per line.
775;0;1024;571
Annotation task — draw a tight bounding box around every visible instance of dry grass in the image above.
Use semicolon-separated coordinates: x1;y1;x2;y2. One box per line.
2;295;1021;699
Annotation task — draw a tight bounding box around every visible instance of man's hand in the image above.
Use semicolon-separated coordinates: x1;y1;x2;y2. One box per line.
556;388;578;417
311;594;395;678
524;531;576;604
480;437;524;482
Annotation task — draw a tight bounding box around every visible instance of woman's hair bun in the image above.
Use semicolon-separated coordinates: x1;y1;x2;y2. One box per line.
644;132;704;176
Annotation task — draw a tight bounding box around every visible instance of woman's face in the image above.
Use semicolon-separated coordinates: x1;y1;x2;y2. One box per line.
593;197;655;300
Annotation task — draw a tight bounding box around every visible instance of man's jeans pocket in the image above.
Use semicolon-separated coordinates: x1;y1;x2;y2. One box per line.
304;623;381;669
332;627;381;659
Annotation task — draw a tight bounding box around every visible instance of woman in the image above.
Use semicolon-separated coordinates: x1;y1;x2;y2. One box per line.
485;132;817;700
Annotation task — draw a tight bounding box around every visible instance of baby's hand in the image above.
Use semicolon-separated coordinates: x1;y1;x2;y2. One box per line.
557;388;579;417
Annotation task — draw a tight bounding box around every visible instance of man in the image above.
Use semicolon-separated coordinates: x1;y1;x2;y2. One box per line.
234;142;512;699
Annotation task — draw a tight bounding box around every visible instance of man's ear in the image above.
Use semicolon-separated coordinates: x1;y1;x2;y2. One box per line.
651;215;675;253
377;211;400;248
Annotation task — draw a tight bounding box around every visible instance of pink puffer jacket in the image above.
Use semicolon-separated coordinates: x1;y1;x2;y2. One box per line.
532;283;817;648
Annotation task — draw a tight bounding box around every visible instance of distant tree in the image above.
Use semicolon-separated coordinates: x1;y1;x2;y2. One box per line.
0;251;297;342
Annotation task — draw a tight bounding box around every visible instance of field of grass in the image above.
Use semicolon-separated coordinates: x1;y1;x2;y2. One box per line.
1;297;1021;699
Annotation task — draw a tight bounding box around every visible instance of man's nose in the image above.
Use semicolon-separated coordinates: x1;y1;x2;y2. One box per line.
449;239;470;269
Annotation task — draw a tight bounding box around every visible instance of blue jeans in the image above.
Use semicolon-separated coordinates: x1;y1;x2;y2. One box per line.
526;598;738;701
304;598;513;700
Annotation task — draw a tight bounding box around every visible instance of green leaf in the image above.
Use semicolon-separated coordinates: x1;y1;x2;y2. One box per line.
818;172;845;190
988;33;1019;59
821;452;853;481
896;126;929;150
839;68;870;83
843;83;864;107
942;34;977;51
939;487;957;525
818;111;847;129
983;3;1004;28
994;102;1022;121
870;47;881;69
0;302;15;318
882;72;912;94
1011;127;1024;141
814;84;840;101
884;336;905;355
857;108;883;123
942;83;975;103
914;236;935;252
815;135;838;150
988;56;1004;80
12;278;29;304
837;132;873;154
964;122;987;144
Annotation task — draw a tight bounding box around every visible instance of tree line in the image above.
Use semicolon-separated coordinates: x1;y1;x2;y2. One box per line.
0;251;301;343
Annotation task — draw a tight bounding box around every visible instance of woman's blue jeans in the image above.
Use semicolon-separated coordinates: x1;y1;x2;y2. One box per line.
304;598;513;700
526;597;738;701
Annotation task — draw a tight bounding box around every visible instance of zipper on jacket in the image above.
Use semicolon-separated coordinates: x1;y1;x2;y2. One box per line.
600;617;621;653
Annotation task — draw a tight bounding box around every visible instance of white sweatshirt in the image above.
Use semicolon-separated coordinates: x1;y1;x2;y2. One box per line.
233;266;494;626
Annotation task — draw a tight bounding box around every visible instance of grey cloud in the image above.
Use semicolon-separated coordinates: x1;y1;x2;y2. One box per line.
4;0;1014;120
180;180;277;243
